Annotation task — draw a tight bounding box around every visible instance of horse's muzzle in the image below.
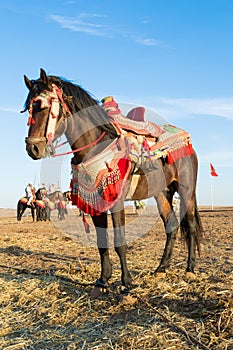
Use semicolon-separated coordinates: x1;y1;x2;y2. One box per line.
25;137;49;160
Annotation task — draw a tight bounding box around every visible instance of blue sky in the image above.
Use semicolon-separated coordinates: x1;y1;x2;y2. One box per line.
0;0;233;208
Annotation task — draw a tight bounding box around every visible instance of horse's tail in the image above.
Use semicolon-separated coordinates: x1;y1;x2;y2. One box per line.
180;196;203;255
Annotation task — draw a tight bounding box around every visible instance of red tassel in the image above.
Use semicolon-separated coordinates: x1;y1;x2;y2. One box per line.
167;144;194;164
82;212;90;233
105;161;113;172
27;116;35;126
142;139;151;160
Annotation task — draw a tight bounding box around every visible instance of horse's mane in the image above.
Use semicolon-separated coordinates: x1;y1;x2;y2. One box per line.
25;75;117;138
49;76;99;111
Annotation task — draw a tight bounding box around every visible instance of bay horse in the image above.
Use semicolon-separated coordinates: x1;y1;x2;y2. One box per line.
35;187;48;221
22;68;203;296
45;190;68;221
17;198;36;222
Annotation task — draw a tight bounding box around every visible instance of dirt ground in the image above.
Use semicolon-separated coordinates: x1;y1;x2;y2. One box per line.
0;206;232;349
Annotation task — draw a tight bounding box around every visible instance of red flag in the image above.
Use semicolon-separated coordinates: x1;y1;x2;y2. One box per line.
210;163;218;177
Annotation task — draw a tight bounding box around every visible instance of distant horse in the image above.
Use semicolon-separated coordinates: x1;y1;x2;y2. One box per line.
22;68;203;296
45;190;68;220
17;187;48;222
17;197;36;222
35;187;48;221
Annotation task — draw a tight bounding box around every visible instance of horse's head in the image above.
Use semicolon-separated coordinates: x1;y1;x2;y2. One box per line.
23;68;70;160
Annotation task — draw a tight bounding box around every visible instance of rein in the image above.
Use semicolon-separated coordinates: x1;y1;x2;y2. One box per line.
51;131;106;157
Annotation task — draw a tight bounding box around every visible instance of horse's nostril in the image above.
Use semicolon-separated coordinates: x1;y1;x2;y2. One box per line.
32;144;39;155
26;144;43;160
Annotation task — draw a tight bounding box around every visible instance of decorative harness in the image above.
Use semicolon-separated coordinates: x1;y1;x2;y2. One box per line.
25;83;106;157
25;84;70;153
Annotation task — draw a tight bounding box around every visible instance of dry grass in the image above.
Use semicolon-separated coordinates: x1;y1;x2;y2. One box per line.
0;207;232;349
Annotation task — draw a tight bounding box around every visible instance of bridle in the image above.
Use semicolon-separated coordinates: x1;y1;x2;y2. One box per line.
24;83;107;157
25;83;70;155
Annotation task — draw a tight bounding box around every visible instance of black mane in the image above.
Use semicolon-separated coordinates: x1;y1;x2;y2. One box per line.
49;75;99;111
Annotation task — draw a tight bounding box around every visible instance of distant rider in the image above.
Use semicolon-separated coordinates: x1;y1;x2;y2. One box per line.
25;182;35;207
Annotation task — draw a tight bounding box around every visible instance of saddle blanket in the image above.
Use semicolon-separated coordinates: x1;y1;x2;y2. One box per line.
71;136;131;216
20;197;29;204
20;197;45;208
45;200;57;210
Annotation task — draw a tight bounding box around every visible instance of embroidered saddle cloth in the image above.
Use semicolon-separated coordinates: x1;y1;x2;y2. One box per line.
20;197;45;208
20;197;29;204
45;200;57;210
35;200;45;208
71;136;131;216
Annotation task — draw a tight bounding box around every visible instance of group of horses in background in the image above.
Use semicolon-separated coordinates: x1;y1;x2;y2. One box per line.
17;188;71;222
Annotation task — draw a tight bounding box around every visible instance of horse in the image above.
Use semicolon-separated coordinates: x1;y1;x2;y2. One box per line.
35;187;48;221
22;68;203;297
17;197;36;222
45;190;68;220
17;187;48;222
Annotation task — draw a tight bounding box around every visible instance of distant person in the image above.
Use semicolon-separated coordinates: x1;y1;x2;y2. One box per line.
40;183;48;199
49;183;57;193
25;182;35;207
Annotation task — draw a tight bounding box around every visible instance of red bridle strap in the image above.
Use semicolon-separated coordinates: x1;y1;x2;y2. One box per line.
27;116;35;125
51;131;106;157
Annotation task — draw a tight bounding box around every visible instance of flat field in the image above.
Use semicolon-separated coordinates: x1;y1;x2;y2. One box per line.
0;207;232;349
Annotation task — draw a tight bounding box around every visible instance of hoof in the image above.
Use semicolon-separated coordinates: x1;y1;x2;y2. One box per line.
90;286;108;299
154;272;166;279
185;271;196;280
119;293;137;305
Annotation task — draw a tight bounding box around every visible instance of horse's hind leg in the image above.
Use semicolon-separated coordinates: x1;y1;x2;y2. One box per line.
178;154;203;278
91;212;112;291
179;194;203;278
155;186;179;276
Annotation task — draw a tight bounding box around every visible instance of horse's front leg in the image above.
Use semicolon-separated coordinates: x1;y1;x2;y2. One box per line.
32;207;36;222
91;212;112;289
111;201;132;293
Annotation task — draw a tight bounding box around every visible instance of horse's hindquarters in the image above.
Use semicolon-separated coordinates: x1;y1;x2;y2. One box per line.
130;170;167;200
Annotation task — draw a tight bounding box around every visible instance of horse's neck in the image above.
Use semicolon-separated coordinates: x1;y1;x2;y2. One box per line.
36;191;42;200
65;112;111;164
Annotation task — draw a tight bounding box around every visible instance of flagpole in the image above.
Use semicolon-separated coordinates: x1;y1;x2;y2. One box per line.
210;173;214;210
210;163;218;210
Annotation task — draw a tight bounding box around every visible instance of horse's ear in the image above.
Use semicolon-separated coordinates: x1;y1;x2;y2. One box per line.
24;75;32;90
40;68;48;86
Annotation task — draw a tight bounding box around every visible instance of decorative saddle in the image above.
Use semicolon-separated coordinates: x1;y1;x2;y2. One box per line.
101;96;162;138
101;96;194;165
